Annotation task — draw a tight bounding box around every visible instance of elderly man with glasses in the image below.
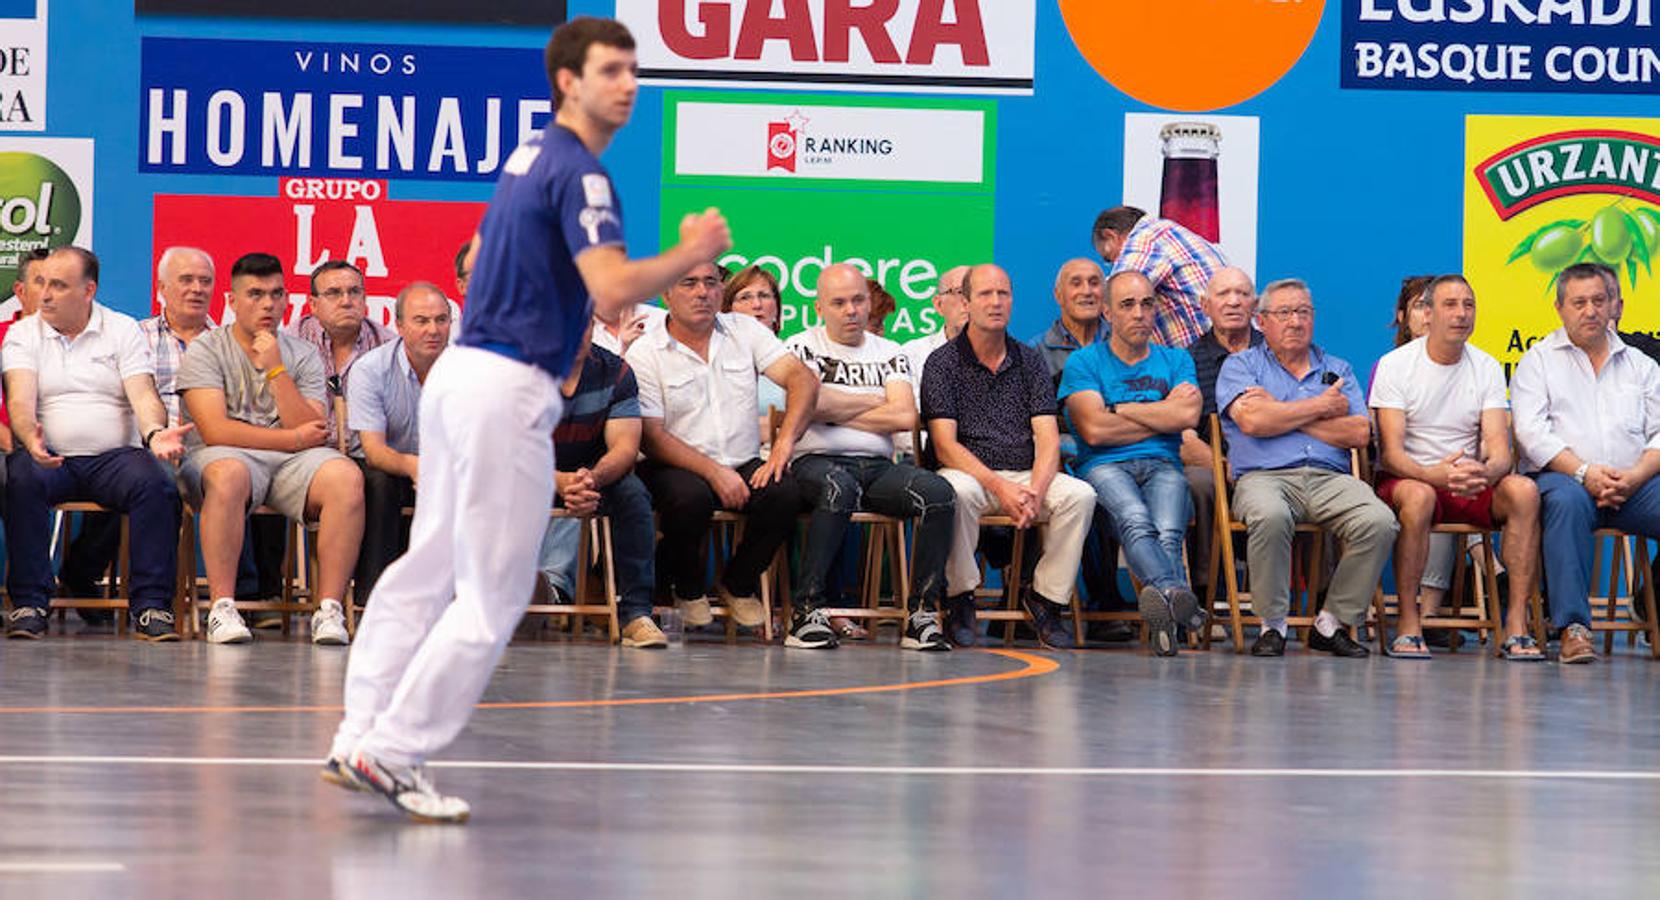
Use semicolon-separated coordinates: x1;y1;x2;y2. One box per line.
1215;278;1397;657
289;261;393;451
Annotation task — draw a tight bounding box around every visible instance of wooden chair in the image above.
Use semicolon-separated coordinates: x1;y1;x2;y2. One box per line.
1203;412;1348;653
42;502;133;633
180;505;329;640
524;508;621;642
1568;529;1659;658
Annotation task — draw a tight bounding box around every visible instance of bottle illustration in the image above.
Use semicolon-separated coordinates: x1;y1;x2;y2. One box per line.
1159;122;1221;244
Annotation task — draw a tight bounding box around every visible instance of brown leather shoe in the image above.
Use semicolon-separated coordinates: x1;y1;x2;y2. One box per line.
1559;623;1598;664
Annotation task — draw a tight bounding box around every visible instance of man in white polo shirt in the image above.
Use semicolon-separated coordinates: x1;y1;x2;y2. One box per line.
626;261;818;628
2;247;193;641
1512;262;1660;664
782;263;956;651
1369;273;1541;660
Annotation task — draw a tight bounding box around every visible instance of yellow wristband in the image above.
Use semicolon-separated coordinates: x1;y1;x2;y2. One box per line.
264;364;287;382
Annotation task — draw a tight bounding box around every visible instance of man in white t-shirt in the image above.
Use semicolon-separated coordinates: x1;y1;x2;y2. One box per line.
627;261;818;629
782;263;956;651
1369;273;1541;660
2;247;194;641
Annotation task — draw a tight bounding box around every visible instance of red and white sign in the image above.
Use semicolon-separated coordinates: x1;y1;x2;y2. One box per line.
617;0;1035;95
152;179;483;328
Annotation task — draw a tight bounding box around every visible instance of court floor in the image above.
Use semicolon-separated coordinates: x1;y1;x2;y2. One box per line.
0;630;1657;898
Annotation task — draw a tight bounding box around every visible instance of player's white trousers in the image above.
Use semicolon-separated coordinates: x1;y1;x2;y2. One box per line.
332;346;562;766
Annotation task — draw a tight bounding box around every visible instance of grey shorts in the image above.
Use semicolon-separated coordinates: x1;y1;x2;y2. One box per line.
179;446;346;520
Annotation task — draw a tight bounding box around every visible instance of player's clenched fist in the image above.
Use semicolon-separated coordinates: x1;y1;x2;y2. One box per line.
679;207;732;260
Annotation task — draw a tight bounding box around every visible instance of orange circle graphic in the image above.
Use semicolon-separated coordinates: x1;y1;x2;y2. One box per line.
1059;0;1326;112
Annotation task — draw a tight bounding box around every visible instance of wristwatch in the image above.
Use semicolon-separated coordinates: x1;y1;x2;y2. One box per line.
1572;462;1589;485
142;427;163;450
1107;401;1118;415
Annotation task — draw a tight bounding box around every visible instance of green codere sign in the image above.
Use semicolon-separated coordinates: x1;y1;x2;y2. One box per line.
660;91;996;341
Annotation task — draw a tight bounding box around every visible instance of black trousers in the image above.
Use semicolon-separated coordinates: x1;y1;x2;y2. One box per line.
639;458;800;601
355;461;416;604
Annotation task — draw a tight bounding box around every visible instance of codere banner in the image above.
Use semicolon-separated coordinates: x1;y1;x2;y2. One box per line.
1464;114;1660;376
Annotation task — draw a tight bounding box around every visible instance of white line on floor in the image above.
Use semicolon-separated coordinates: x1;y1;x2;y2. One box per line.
0;862;125;873
0;755;1658;781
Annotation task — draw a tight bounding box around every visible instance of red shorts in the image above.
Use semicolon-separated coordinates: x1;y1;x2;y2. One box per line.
1375;476;1497;529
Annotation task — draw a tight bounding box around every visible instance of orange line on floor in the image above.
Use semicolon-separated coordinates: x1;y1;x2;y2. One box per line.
0;649;1058;715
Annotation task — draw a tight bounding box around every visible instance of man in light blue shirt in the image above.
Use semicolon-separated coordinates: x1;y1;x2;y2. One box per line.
1214;278;1396;658
1061;271;1202;656
345;281;452;602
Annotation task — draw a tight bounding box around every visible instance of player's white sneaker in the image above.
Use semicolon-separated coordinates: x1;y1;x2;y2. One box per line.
311;600;350;646
345;748;471;824
205;599;253;644
319;753;366;792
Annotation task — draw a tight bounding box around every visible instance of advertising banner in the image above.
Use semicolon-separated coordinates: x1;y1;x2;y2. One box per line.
139;38;551;181
1343;0;1660;94
662;90;994;340
618;0;1036;95
0;0;45;131
1122;113;1260;279
1463;114;1660;375
151;178;483;328
0;135;92;274
135;0;565;24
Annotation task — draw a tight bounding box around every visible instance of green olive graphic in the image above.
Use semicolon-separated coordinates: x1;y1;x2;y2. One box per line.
1591;207;1633;263
1530;224;1583;270
1633;208;1660;259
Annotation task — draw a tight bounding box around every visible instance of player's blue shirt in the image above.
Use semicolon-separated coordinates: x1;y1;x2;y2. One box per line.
1058;341;1197;472
459;122;624;379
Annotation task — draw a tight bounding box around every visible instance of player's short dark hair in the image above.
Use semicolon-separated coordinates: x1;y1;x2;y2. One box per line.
309;259;363;296
546;17;636;107
50;246;99;284
1093;206;1146;239
12;246;48;292
230;252;284;283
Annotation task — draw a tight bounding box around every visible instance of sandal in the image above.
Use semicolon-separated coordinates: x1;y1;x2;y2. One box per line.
1501;633;1545;661
1388;634;1432;659
831;617;870;641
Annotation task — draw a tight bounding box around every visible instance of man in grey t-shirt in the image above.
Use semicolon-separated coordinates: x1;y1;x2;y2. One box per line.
176;252;364;646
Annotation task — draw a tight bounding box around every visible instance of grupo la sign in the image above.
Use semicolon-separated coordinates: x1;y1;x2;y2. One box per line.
616;0;1036;94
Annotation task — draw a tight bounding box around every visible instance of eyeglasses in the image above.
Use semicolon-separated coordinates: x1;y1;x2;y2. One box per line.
319;286;365;301
733;289;776;303
1261;306;1315;322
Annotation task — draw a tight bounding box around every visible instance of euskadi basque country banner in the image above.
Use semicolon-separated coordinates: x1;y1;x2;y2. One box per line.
139;38;551;181
1343;0;1660;94
134;0;565;24
152;179;482;328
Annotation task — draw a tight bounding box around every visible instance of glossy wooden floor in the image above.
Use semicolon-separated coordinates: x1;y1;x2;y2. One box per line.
0;626;1657;898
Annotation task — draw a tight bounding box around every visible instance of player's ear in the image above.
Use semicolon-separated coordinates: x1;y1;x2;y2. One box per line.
556;66;581;106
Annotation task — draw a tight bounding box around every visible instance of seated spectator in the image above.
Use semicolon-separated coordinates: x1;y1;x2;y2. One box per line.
923;263;1096;650
1217;278;1396;658
1512;262;1660;664
627;261;817;629
897;265;970;459
345;281;451;604
1370;274;1541;660
0;248;48;483
782;263;956;651
1031;258;1106;402
2;247;192;641
1092;205;1225;348
722;264;785;421
177;252;364;646
1061;270;1203;656
288;260;392;449
1606;262;1660;365
1181;267;1263;600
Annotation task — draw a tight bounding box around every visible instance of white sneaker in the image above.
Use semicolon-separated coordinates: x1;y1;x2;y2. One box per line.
311;599;350;646
205;599;253;644
344;748;471;824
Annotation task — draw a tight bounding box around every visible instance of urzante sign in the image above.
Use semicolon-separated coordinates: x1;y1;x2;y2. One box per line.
0;0;45;131
1344;0;1660;94
617;0;1036;94
152;178;482;327
139;38;551;181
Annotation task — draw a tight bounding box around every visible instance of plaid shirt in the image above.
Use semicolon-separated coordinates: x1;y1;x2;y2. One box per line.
289;314;392;448
139;312;196;424
1110;216;1226;349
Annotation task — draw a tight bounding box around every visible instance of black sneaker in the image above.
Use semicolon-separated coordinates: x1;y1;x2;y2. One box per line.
784;608;838;649
1138;586;1178;657
900;610;951;652
1166;586;1205;631
1308;626;1371;658
1020;591;1075;650
133;609;180;642
1251;628;1286;657
5;606;47;640
944;592;978;648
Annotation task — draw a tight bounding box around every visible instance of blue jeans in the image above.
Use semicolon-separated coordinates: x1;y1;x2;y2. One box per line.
1082;457;1191;593
5;448;181;612
1536;471;1660;629
539;472;656;624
